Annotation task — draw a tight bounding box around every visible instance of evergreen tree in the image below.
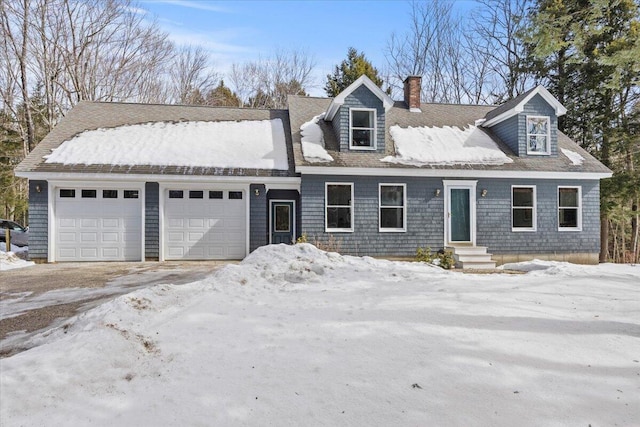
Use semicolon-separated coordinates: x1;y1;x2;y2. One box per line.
205;81;242;107
325;47;387;97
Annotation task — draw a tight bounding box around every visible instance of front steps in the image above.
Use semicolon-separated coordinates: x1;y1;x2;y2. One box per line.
446;245;496;269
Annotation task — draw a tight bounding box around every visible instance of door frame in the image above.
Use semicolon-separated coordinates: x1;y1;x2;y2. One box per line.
269;199;296;244
443;180;477;246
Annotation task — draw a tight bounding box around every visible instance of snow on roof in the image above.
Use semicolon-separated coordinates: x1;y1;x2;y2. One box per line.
44;119;289;170
300;113;333;163
560;148;584;166
382;125;513;166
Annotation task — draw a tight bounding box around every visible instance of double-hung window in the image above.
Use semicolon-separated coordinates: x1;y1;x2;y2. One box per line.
326;183;353;232
350;108;376;149
527;116;550;155
558;186;581;230
512;186;536;231
379;184;406;232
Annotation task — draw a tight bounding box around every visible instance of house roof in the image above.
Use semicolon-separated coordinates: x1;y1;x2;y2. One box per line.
324;75;395;121
482;86;567;127
16;101;296;178
288;95;611;177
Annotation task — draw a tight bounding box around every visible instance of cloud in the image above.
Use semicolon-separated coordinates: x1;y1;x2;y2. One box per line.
142;0;231;13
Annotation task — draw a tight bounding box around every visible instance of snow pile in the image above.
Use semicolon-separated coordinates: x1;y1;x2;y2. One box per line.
300;113;333;163
1;247;638;426
382;125;513;166
0;251;34;271
561;148;585;165
44;119;289;170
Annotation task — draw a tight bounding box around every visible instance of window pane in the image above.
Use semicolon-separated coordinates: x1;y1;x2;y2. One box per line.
209;191;223;199
513;208;533;228
352;129;372;147
274;205;290;232
528;117;548;134
381;208;403;229
513;188;533;207
559;188;578;207
528;135;547;152
81;189;96;198
352;110;372;127
169;190;183;199
327;207;351;229
381;186;404;207
559;208;578;227
229;191;243;199
60;189;75;198
189;190;203;199
327;185;351;206
124;190;139;199
103;190;118;199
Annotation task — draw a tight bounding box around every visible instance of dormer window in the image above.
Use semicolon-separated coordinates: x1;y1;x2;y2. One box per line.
350;108;376;150
527;116;550;155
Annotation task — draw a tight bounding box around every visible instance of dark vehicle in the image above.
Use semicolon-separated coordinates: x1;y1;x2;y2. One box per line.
0;219;29;247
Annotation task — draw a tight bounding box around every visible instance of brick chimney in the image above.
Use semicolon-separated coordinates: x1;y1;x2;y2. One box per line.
403;76;422;112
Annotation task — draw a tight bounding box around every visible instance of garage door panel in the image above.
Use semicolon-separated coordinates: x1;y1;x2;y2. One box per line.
102;248;119;258
103;218;119;228
59;218;76;228
102;232;119;242
59;232;76;242
81;248;98;258
81;218;99;228
81;232;97;242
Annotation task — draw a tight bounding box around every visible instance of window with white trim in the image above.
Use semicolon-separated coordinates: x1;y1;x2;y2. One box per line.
558;186;581;230
379;184;406;231
512;186;536;231
349;108;376;149
527;116;550;154
326;183;353;231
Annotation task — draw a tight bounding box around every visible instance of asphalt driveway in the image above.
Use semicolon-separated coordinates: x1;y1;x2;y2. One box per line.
0;261;232;357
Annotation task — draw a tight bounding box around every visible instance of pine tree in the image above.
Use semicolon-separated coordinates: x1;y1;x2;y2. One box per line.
206;81;242;107
325;47;387;97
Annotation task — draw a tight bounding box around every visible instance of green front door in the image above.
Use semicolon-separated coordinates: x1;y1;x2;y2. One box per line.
270;201;295;244
450;188;471;242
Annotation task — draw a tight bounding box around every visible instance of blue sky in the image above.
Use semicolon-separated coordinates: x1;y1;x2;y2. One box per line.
139;0;476;95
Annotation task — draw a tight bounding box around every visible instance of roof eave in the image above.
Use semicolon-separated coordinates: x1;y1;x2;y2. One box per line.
482;86;567;128
324;75;394;121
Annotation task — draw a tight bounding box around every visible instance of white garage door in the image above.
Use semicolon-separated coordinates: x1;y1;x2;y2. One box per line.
55;188;142;261
164;189;246;260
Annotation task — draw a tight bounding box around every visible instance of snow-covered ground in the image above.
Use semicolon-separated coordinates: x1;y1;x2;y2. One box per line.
0;248;33;271
1;244;638;426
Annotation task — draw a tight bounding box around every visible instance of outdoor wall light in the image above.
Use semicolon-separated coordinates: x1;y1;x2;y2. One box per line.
35;185;41;193
434;188;441;197
481;189;488;197
254;188;260;196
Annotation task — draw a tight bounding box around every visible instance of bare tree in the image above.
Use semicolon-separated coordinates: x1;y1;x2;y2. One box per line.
170;45;219;104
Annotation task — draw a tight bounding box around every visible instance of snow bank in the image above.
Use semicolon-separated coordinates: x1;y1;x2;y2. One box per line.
300;113;333;163
382;125;513;166
561;148;585;165
0;251;34;271
44;119;289;170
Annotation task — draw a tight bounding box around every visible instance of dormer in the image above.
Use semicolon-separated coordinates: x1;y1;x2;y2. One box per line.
481;86;567;157
324;75;394;153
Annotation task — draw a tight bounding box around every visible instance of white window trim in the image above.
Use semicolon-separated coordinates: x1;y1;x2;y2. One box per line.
379;183;406;232
349;108;377;151
558;185;582;231
442;180;477;246
325;182;354;233
526;115;551;155
511;185;537;232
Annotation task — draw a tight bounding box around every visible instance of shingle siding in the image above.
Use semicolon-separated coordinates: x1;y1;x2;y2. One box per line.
300;175;600;257
336;85;386;153
145;182;159;259
250;184;267;251
492;115;520;154
27;180;48;260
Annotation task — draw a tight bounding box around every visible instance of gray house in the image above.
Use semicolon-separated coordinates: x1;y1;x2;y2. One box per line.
15;75;611;267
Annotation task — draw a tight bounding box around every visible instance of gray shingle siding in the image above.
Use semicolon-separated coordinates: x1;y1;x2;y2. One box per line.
145;182;159;259
492;115;519;154
27;180;48;260
250;184;267;251
300;175;600;257
336;86;386;153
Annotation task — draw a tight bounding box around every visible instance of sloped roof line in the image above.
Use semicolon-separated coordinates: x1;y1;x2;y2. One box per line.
324;75;394;121
481;85;567;127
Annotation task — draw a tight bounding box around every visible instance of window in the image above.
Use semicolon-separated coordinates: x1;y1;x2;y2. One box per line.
209;191;223;199
512;186;536;231
60;189;75;198
229;191;243;200
189;190;203;199
379;184;406;231
124;190;139;199
81;189;97;198
349;108;376;149
326;183;353;232
103;190;118;199
527;116;550;154
169;190;183;199
558;186;581;230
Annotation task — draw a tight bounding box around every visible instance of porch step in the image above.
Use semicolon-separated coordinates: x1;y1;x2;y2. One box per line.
446;246;496;270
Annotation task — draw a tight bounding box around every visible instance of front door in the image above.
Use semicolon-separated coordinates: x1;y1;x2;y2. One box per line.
270;200;295;244
444;180;477;245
